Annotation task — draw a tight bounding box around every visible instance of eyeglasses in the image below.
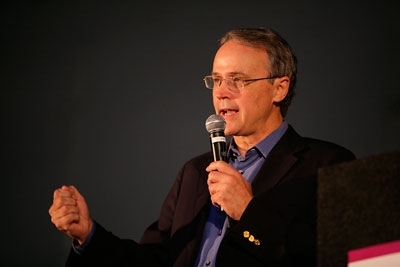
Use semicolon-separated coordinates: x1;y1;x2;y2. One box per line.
203;75;277;92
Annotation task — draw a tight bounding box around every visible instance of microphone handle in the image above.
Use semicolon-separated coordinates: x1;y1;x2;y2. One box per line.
210;131;227;162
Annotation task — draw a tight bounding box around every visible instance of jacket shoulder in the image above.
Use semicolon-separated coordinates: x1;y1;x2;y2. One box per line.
283;125;356;163
182;151;213;169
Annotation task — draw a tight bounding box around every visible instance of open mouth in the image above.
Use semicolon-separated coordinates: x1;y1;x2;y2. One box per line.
220;109;238;116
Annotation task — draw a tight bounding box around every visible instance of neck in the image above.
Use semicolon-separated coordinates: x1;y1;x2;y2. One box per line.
233;119;284;157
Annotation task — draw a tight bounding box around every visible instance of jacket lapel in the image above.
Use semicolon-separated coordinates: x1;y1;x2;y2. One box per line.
251;126;306;195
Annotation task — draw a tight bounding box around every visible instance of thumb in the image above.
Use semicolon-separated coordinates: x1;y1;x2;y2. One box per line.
67;185;90;215
67;185;84;201
64;185;93;243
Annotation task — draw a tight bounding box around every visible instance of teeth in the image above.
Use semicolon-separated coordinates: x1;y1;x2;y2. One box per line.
220;109;237;115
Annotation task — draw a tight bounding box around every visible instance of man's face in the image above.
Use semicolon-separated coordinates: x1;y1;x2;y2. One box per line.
211;40;284;139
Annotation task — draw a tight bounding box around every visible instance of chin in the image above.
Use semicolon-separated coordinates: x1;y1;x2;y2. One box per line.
224;128;234;136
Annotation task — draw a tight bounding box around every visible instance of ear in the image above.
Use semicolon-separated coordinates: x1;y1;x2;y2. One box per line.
272;76;290;103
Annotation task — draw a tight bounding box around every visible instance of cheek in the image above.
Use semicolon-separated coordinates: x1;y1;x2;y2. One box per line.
249;94;274;117
255;89;274;106
212;96;219;112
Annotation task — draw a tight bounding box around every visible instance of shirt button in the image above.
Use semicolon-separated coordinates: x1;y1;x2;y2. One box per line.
205;260;211;266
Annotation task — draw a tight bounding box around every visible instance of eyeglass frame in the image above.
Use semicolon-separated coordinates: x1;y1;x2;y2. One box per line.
203;75;278;91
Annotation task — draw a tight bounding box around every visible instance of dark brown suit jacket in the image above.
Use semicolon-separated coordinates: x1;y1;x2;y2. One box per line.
66;125;355;266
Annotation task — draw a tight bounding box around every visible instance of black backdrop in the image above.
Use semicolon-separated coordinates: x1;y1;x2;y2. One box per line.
2;1;399;266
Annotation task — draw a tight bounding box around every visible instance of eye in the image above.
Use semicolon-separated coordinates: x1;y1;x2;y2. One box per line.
212;77;222;83
232;77;242;83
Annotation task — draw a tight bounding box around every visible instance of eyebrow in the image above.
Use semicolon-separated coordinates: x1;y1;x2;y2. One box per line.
211;71;246;76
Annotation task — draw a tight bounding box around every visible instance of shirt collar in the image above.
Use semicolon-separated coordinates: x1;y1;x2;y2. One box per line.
228;121;288;159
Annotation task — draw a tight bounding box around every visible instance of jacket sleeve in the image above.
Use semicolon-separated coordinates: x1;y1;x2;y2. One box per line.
66;222;168;267
64;166;184;266
66;152;212;267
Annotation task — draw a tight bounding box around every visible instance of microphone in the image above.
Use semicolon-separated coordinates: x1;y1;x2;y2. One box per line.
205;114;227;162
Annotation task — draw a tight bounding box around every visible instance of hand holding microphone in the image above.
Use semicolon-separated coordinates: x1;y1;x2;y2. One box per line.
205;114;253;219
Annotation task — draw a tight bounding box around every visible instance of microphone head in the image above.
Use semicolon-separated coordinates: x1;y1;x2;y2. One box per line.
205;114;226;134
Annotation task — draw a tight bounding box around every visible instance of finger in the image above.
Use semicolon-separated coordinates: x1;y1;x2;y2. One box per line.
207;171;217;186
49;186;79;216
207;160;231;172
51;212;80;232
206;161;224;172
52;192;77;211
207;161;240;179
56;185;81;200
210;192;225;211
207;172;232;190
68;185;86;202
49;201;80;220
53;187;71;198
48;200;76;217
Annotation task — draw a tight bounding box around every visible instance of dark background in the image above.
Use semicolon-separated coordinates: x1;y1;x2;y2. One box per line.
2;1;399;266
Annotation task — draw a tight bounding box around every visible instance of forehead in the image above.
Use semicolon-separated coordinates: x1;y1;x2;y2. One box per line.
212;40;269;75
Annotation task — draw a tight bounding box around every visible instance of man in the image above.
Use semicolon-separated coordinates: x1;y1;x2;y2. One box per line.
49;27;355;266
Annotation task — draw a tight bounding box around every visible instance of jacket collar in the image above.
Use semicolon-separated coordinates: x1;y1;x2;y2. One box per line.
251;125;306;195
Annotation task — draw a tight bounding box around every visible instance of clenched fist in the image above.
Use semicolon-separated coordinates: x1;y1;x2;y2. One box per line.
49;185;93;244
